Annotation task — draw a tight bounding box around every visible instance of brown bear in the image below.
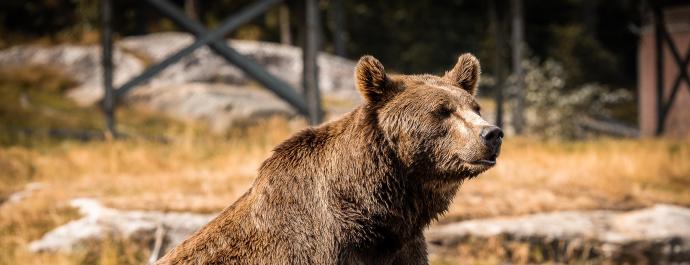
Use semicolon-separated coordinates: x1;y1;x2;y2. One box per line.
155;53;502;265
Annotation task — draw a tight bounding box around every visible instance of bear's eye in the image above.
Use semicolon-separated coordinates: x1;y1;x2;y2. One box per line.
471;104;482;116
435;105;454;118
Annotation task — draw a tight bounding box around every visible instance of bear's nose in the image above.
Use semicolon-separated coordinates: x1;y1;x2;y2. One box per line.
480;126;503;147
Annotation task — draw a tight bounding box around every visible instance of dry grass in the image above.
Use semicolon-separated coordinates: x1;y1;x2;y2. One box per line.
4;129;688;218
429;236;610;265
0;117;299;265
0;117;298;211
446;137;690;222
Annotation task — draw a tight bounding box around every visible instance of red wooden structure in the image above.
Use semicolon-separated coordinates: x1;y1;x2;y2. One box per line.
639;2;690;137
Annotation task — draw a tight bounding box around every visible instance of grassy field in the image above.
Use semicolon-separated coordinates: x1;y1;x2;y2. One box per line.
1;65;689;264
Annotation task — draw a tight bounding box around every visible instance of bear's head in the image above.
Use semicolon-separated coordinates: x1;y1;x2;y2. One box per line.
355;54;502;180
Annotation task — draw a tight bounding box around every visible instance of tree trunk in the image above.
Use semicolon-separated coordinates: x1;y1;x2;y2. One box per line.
489;0;505;129
185;0;198;21
583;0;598;36
510;0;525;134
279;4;292;45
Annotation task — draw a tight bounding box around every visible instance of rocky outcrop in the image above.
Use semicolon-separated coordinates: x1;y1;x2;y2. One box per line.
118;32;358;102
29;198;214;254
0;33;360;131
427;205;690;263
0;45;145;105
129;83;295;133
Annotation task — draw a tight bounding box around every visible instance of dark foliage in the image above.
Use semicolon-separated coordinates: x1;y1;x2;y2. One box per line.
0;0;642;89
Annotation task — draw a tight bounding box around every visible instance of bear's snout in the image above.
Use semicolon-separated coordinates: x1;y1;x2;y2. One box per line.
480;125;503;158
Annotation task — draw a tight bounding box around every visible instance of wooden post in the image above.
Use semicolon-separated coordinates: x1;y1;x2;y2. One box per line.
304;0;323;125
653;5;665;136
510;0;525;134
489;0;504;129
100;0;116;137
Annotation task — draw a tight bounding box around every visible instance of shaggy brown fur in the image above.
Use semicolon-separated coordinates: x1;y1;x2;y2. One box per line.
155;53;502;265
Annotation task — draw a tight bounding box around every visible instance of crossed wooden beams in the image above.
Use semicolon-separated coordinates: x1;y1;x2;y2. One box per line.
100;0;323;135
652;4;690;135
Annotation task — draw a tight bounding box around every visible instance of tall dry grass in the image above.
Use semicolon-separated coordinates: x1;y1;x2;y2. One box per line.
0;117;300;265
7;120;688;220
447;137;690;221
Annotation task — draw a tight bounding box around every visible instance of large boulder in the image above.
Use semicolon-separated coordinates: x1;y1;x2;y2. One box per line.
118;32;358;102
128;82;296;133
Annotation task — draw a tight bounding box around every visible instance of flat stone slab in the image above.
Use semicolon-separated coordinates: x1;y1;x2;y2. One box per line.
426;204;690;263
29;198;215;254
127;82;297;133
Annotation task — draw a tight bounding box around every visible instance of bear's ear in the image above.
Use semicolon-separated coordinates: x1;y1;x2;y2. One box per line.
443;53;481;96
355;55;391;103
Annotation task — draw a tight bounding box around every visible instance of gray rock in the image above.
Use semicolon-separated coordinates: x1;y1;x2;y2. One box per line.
128;83;296;133
0;45;145;105
427;205;690;263
29;198;215;254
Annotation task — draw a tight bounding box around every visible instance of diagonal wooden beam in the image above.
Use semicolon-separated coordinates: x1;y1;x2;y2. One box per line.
655;8;690;134
660;27;690;93
114;0;281;99
144;0;311;117
660;43;690;122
